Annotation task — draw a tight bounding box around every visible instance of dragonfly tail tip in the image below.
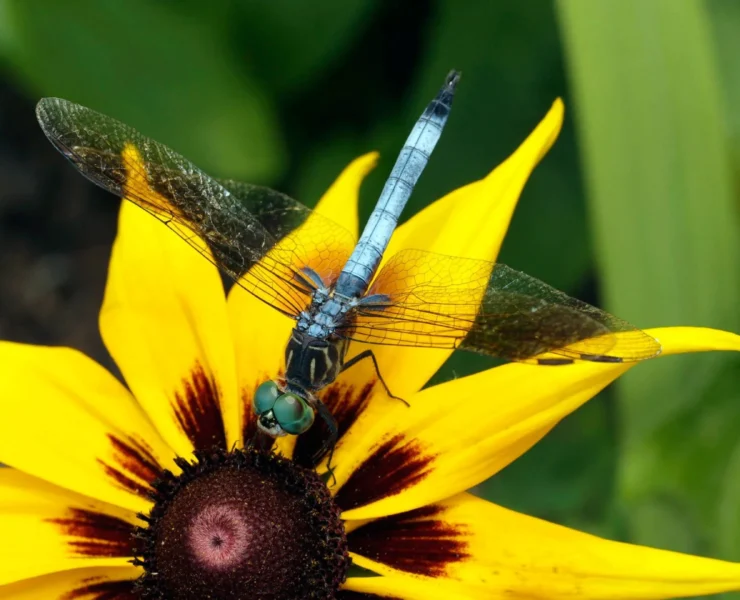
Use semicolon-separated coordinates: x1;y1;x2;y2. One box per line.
445;70;462;90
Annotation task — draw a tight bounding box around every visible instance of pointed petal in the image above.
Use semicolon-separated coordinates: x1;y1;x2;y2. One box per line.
341;573;473;600
0;342;170;513
647;326;740;356
349;492;740;599
227;154;372;447
351;99;566;401
314;151;376;237
100;199;238;455
0;468;139;586
336;327;740;520
0;566;140;598
388;99;564;261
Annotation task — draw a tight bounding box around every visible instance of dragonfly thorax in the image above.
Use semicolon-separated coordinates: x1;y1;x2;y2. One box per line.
284;330;348;393
298;293;356;339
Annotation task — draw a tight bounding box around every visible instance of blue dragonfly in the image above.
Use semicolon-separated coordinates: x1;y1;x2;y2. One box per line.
36;72;661;458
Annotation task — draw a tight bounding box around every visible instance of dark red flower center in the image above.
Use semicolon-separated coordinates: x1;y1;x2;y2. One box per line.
187;503;249;569
134;447;349;599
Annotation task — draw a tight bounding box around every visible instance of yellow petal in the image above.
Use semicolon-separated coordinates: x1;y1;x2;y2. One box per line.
100;198;239;455
336;327;740;520
342;572;474;600
0;468;139;586
0;342;170;513
227;154;373;448
647;326;740;356
0;566;140;598
349;492;740;599
349;99;565;401
388;99;564;260
226;280;293;448
314;151;377;237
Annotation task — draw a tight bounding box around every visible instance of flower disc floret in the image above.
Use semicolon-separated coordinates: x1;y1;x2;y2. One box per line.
133;447;349;599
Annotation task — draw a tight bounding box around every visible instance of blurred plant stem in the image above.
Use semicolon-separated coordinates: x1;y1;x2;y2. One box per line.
557;0;740;576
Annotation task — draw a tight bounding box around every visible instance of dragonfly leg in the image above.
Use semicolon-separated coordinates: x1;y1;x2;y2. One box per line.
341;349;409;406
249;427;275;454
314;400;338;486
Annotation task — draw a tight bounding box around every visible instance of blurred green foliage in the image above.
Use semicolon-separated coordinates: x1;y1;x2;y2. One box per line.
559;1;740;591
0;1;738;596
0;0;283;179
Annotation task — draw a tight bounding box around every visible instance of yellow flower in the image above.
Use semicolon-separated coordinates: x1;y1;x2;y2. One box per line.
2;99;740;599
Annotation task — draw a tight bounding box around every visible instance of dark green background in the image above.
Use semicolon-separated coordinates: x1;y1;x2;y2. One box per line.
0;2;738;597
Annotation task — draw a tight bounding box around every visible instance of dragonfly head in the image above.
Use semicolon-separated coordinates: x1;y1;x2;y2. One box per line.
253;380;315;437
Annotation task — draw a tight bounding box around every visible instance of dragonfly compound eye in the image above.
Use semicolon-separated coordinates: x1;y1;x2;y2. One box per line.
253;380;280;415
273;393;315;435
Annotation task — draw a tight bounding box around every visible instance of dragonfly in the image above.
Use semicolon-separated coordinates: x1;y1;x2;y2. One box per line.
36;71;661;458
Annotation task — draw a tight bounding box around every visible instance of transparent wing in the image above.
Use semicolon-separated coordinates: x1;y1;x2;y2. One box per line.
217;180;356;307
345;248;661;363
36;97;356;317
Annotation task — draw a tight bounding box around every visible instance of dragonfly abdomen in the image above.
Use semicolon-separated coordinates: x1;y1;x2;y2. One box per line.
335;71;460;299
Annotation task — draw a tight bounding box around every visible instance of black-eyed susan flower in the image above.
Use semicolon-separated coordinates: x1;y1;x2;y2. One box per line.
2;100;740;599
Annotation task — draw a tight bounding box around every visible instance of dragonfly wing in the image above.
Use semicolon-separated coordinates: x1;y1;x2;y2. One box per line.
345;248;661;363
217;180;356;294
37;98;355;317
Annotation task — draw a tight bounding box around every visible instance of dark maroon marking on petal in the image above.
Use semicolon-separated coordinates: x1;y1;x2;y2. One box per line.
334;434;436;512
293;380;376;467
337;591;401;600
348;505;470;578
241;382;276;452
98;434;164;499
241;384;259;442
47;508;135;558
63;577;137;600
173;362;227;451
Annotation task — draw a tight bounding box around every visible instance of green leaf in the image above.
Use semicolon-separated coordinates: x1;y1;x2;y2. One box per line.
557;0;740;570
0;0;284;181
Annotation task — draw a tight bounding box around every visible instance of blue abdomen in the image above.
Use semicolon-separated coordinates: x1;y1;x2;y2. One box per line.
335;71;460;299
